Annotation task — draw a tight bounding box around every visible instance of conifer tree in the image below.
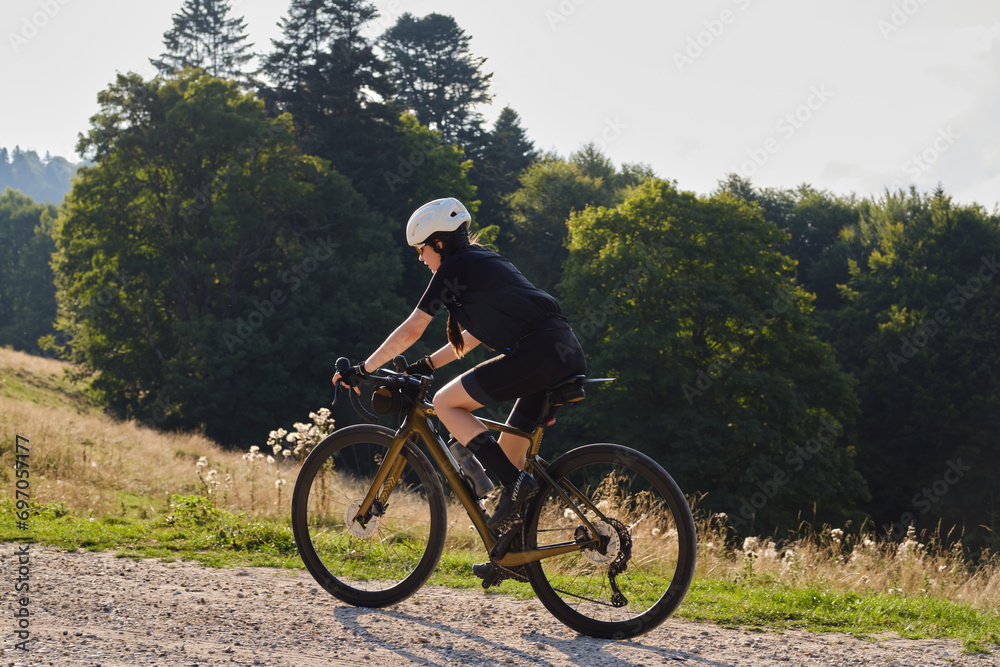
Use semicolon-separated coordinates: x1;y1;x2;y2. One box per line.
150;0;256;84
468;106;536;229
262;0;400;204
381;12;493;146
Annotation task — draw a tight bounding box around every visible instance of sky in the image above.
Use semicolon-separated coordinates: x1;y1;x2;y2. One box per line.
3;0;1000;208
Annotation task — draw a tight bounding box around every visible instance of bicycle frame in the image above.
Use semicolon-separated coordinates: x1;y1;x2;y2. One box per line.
351;394;606;569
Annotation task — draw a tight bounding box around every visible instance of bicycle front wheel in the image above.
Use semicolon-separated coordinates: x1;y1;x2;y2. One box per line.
291;424;447;607
523;444;696;639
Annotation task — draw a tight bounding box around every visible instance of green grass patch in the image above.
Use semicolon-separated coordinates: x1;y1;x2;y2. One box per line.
0;496;301;568
678;579;1000;653
0;366;95;413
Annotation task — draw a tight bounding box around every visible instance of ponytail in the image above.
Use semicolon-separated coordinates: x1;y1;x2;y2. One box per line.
447;312;465;357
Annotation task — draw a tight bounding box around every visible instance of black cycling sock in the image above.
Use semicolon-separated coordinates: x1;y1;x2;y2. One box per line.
466;432;520;486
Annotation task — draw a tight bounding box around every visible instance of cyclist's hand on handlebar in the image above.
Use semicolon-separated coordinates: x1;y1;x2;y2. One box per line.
332;359;368;394
405;355;434;376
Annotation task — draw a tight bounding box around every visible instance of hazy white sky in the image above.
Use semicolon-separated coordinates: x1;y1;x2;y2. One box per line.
3;0;999;207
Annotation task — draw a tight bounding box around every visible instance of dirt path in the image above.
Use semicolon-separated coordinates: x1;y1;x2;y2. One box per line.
1;545;996;666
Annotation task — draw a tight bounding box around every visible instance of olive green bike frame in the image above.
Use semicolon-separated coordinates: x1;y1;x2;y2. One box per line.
351;397;606;569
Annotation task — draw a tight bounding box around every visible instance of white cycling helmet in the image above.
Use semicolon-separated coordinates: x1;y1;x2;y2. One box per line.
405;197;471;246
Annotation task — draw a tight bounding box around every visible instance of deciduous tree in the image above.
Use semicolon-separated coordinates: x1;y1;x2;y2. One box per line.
53;70;404;446
557;179;867;533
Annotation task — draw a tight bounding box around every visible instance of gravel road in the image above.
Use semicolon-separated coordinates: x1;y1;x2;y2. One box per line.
2;545;996;666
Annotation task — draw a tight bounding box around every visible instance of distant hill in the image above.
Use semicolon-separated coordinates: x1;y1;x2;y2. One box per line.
0;145;82;205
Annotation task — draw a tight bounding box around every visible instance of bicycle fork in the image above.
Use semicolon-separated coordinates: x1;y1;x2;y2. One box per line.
351;433;410;528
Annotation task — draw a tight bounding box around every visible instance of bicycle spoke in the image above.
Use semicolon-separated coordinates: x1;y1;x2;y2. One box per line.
523;444;696;639
292;425;446;607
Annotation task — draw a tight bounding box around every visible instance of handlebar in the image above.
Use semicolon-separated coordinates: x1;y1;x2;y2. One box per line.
333;356;430;424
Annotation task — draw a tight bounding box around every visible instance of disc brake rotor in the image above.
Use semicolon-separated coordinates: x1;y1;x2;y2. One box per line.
581;520;621;565
344;499;381;538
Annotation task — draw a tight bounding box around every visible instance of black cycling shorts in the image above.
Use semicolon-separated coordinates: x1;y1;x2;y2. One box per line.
460;321;587;431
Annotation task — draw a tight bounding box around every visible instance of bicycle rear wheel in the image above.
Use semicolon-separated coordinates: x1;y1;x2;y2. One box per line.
291;424;447;607
523;444;696;639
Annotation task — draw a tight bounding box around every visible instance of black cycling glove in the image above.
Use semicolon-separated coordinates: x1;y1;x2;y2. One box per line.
341;361;370;387
406;356;434;376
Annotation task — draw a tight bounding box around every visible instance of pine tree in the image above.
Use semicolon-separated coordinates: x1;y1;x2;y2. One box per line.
468;106;536;229
381;13;493;146
261;0;400;204
150;0;256;84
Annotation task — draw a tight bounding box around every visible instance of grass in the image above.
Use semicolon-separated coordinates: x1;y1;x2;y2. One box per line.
682;580;1000;646
1;345;998;654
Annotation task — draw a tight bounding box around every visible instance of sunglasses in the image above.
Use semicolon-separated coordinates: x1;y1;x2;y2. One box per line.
415;242;430;256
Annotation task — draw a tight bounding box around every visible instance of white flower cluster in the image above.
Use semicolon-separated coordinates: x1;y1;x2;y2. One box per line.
195;455;231;495
266;408;335;462
740;536;780;561
896;525;925;560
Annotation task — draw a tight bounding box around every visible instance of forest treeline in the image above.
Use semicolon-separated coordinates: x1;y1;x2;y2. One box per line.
1;0;997;554
0;146;79;204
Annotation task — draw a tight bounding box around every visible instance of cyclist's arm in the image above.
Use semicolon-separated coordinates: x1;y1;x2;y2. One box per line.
363;308;433;372
427;330;480;369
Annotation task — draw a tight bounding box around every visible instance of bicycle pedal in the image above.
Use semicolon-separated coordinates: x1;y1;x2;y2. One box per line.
489;521;522;561
480;565;505;590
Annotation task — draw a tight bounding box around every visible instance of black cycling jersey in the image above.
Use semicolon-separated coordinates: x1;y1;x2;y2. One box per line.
416;246;564;352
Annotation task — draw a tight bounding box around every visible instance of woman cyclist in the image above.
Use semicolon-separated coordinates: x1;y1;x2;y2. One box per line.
333;197;587;537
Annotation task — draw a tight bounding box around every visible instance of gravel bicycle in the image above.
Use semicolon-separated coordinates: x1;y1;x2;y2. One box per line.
291;356;696;639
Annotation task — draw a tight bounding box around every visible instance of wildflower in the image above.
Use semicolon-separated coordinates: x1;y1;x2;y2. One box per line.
652;527;661;537
267;455;275;464
196;456;208;470
275;479;286;489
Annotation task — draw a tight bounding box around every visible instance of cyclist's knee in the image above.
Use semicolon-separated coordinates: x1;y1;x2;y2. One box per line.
434;378;479;413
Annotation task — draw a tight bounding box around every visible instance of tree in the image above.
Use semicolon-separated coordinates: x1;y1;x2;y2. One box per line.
503;146;653;296
52;70;405;446
0;146;79;205
467;106;536;230
262;0;400;206
716;175;861;311
381;12;492;146
150;0;256;84
557;179;867;534
0;189;57;354
824;189;1000;550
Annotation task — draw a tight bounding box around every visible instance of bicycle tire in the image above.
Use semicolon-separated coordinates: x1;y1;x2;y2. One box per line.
291;424;447;607
522;443;696;639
